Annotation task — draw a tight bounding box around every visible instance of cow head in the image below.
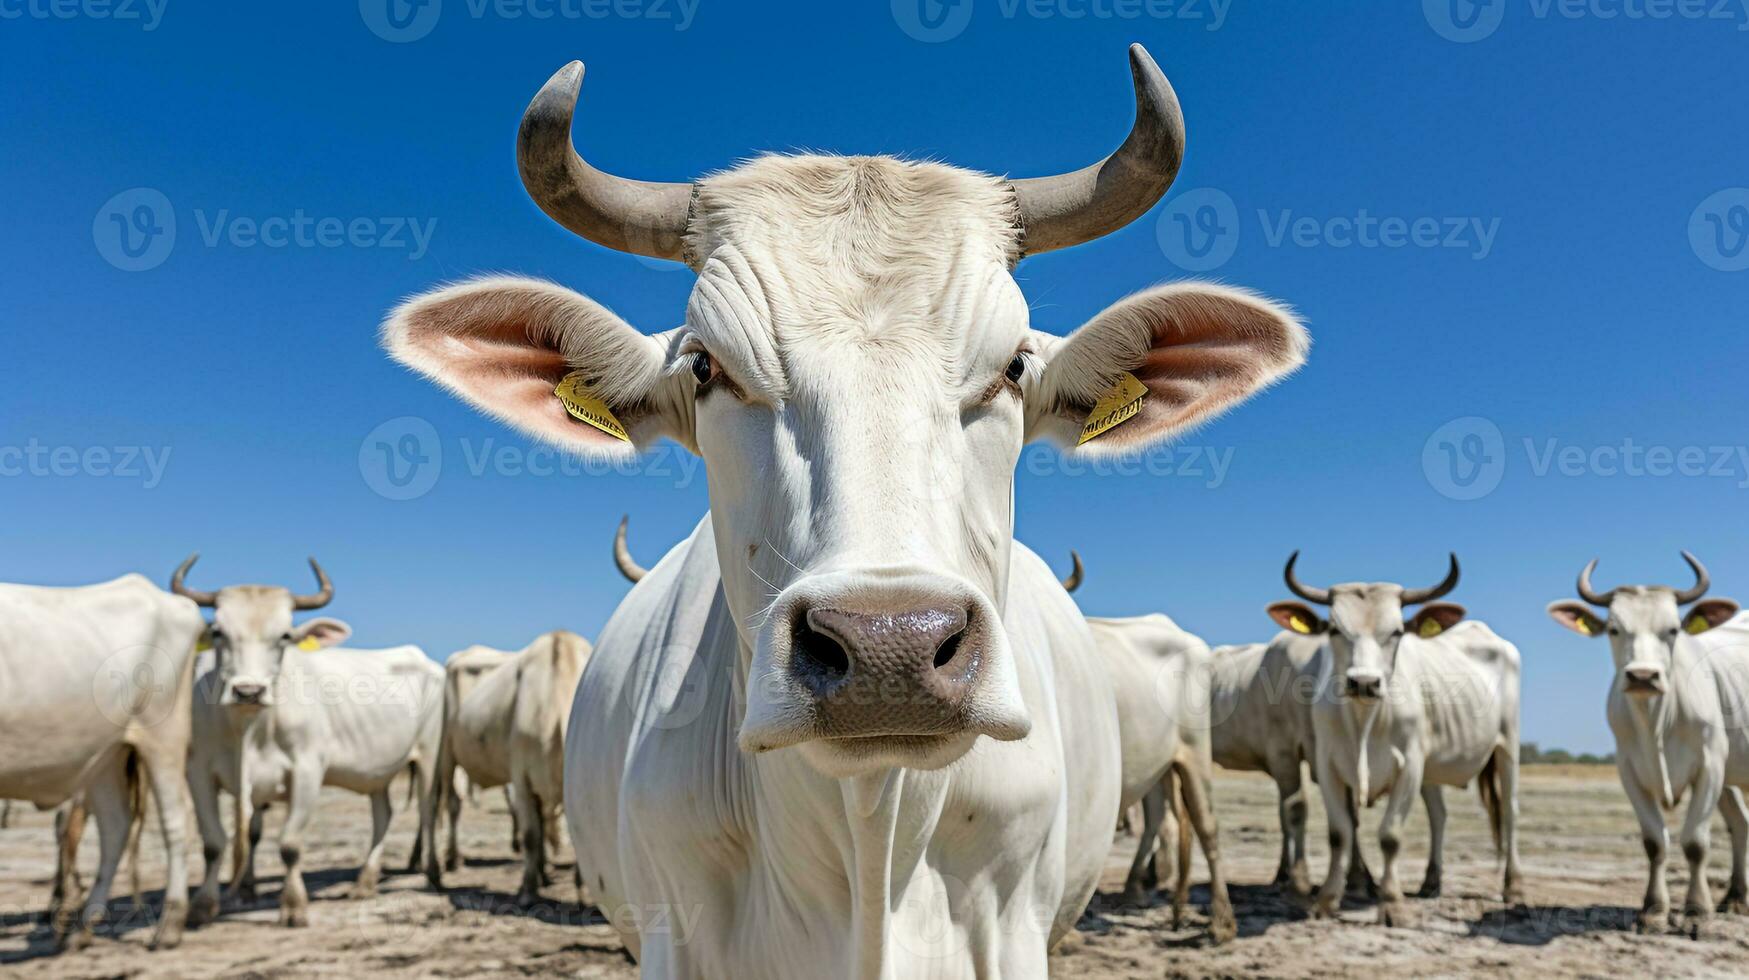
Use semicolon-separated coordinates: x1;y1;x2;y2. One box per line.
383;47;1308;778
171;555;351;710
1267;552;1465;704
1548;553;1739;698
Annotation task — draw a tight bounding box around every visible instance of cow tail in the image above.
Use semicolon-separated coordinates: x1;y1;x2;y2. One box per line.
1477;753;1503;860
124;751;147;904
1172;771;1193;902
405;762;420;810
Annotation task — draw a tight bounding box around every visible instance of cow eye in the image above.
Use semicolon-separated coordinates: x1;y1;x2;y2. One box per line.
280;633;294;643
1004;353;1027;384
691;352;718;386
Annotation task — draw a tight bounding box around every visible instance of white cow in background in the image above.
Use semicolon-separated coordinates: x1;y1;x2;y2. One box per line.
175;556;444;929
385;44;1308;977
1271;553;1523;926
427;630;590;904
0;572;203;950
1548;553;1749;935
433;643;518;877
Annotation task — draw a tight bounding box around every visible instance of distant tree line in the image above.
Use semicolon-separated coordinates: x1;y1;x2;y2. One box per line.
1520;742;1615;766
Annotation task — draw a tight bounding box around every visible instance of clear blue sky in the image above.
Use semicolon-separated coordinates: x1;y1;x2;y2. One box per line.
3;1;1745;753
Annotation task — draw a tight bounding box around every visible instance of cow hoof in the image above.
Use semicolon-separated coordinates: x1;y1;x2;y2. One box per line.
1377;901;1416;929
188;894;219;929
426;869;446;892
1310;895;1340;920
237;883;258;904
1415;879;1442;899
515;890;539;910
1634;911;1669;935
1719;895;1749;916
444;854;460;873
1208;906;1237;946
1503;883;1527;908
1680;909;1709;939
56;928;93;953
1118;886;1149;908
279;907;309;929
354;872;379;899
149;924;185;951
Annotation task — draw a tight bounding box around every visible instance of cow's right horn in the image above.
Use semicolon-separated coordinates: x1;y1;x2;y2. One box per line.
1672;551;1710;605
519;61;693;263
170;553;218;608
1283;551;1332;606
614;515;648;584
1576;558;1617;608
290;558;335;611
1061;551;1084;593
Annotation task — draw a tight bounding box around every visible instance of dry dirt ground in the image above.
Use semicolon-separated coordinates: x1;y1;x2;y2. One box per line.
3;766;1748;978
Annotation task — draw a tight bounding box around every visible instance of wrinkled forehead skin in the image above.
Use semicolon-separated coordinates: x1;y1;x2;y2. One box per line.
1606;587;1683;633
1327;584;1409;638
210;585;295;640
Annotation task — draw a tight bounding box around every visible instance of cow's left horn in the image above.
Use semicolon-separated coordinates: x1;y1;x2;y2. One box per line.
1673;551;1710;605
1401;553;1461;605
290;558;334;611
614;516;648;584
519;61;693;262
170;553;218;608
1010;44;1186;257
1061;551;1084;593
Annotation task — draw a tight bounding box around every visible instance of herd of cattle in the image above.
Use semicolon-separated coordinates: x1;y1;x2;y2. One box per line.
5;42;1748;978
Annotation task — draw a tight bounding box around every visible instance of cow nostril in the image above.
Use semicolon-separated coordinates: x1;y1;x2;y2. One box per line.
932;629;964;670
792;622;850;688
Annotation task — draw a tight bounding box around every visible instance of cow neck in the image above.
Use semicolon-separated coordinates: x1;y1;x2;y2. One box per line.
841;767;947;980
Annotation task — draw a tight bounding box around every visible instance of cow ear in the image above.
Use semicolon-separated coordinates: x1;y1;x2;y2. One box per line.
382;276;693;457
1685;599;1741;635
1408;602;1466;639
1268;602;1326;635
1547;601;1606;638
291;618;351;651
1026;282;1308;452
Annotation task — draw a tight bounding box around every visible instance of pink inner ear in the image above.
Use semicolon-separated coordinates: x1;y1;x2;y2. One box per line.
1121;290;1299;440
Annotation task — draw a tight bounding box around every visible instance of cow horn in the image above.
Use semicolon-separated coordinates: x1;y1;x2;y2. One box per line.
1061;551;1084;593
169;553;218;608
1010;44;1186;257
1283;551;1332;606
519;61;693;263
1402;553;1461;605
1673;551;1710;605
614;515;648;584
290;558;334;611
1576;559;1617;608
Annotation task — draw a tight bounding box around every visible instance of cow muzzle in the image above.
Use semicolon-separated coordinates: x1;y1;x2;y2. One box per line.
1343;670;1384;702
222;679;272;708
1622;666;1665;696
739;572;1031;771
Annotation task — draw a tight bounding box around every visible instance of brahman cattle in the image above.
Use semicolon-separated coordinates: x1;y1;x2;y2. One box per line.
384;45;1307;977
433;643;518;877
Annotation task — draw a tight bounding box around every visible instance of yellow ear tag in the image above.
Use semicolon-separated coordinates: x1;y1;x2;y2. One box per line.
554;371;631;443
1419;617;1445;638
1289;615;1314;635
1685;613;1712;636
297;637;323;652
1573;617;1592;636
1077;372;1148;446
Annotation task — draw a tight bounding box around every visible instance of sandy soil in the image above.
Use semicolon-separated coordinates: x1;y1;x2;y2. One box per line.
3;767;1747;978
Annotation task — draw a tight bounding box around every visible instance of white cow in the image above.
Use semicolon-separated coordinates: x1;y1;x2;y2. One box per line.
0;573;203;950
1547;553;1749;934
427;630;590;904
384;45;1307;977
1086;613;1234;942
175;556;444;929
432;643;518;878
1271;553;1523;926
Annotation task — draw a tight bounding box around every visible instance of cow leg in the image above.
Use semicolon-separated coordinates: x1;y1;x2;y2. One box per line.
356;788;392;898
411;760;438;890
1677;765;1724;936
187;776;227;928
136;746;191;949
1717;787;1749;915
1311;752;1353;919
277;766;322;928
1415;783;1445;898
232;803;265;904
1620;765;1670;934
223;782;254;905
1495;744;1525;907
50;797;88;920
1273;760;1310;896
58;754;131;950
507;785;523;855
1343;787;1377;900
442;775;462;873
1121;783;1166;905
438;754;462;878
515;784;545;908
1177;758;1235;945
1375;758;1422;928
543;808;563;883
